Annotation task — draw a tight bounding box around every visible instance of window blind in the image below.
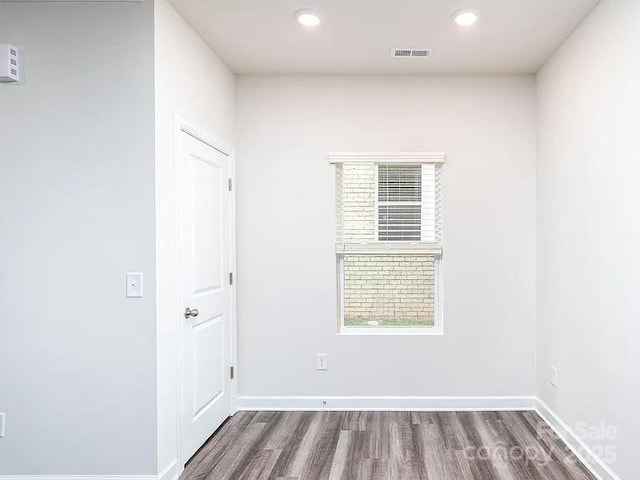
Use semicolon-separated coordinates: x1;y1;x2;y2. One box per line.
378;164;422;242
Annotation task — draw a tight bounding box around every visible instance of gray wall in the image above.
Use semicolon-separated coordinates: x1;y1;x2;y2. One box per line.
537;0;640;478
235;75;537;399
0;2;157;475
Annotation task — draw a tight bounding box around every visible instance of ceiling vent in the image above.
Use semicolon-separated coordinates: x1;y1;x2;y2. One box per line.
391;48;433;59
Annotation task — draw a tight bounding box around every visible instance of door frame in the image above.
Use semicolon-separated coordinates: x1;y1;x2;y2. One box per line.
174;112;237;468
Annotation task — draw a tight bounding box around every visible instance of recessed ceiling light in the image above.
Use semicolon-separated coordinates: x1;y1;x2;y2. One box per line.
295;9;321;27
453;8;479;27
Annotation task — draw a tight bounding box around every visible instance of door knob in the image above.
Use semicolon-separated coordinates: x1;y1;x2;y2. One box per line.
184;307;199;319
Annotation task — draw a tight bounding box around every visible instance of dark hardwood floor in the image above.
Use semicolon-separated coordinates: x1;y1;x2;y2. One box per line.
180;411;596;480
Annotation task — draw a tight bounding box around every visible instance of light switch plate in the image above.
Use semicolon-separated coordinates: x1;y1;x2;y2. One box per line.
316;353;328;371
126;272;143;298
0;413;5;438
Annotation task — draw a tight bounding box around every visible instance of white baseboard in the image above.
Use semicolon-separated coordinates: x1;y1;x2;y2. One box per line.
0;460;181;480
0;477;157;480
156;460;180;480
534;398;622;480
237;395;536;411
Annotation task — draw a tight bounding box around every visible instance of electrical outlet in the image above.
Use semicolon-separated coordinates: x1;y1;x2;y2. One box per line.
316;353;328;371
126;272;144;298
0;413;5;438
550;366;558;388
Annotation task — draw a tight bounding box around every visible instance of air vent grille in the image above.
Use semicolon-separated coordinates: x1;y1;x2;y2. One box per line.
391;48;433;59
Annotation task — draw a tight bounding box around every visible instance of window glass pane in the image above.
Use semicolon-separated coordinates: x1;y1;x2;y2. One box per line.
342;254;436;328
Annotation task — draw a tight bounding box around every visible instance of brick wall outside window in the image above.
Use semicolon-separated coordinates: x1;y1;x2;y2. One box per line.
343;254;435;327
337;162;376;243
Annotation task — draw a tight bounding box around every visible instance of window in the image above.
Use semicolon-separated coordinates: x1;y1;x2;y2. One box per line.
331;153;444;334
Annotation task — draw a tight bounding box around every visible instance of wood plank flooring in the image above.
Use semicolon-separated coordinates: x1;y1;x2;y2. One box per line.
180;411;596;480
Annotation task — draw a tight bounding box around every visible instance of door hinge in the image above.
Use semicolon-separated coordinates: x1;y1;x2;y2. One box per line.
230;366;235;379
229;272;233;285
228;178;233;191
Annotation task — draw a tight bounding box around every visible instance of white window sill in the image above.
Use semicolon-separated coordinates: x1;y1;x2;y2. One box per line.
338;327;443;336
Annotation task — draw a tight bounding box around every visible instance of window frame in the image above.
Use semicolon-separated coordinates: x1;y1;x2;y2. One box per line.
329;152;445;336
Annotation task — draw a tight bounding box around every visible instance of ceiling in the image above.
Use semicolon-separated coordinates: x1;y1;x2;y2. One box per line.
168;0;600;74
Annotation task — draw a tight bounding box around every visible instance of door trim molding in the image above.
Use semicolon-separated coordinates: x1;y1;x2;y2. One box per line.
173;113;237;468
176;113;233;157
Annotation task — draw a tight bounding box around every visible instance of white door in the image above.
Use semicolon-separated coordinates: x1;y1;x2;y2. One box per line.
178;129;233;462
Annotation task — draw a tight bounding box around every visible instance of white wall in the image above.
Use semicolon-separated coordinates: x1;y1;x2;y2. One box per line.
154;0;235;473
536;0;640;478
235;75;537;400
0;2;157;475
